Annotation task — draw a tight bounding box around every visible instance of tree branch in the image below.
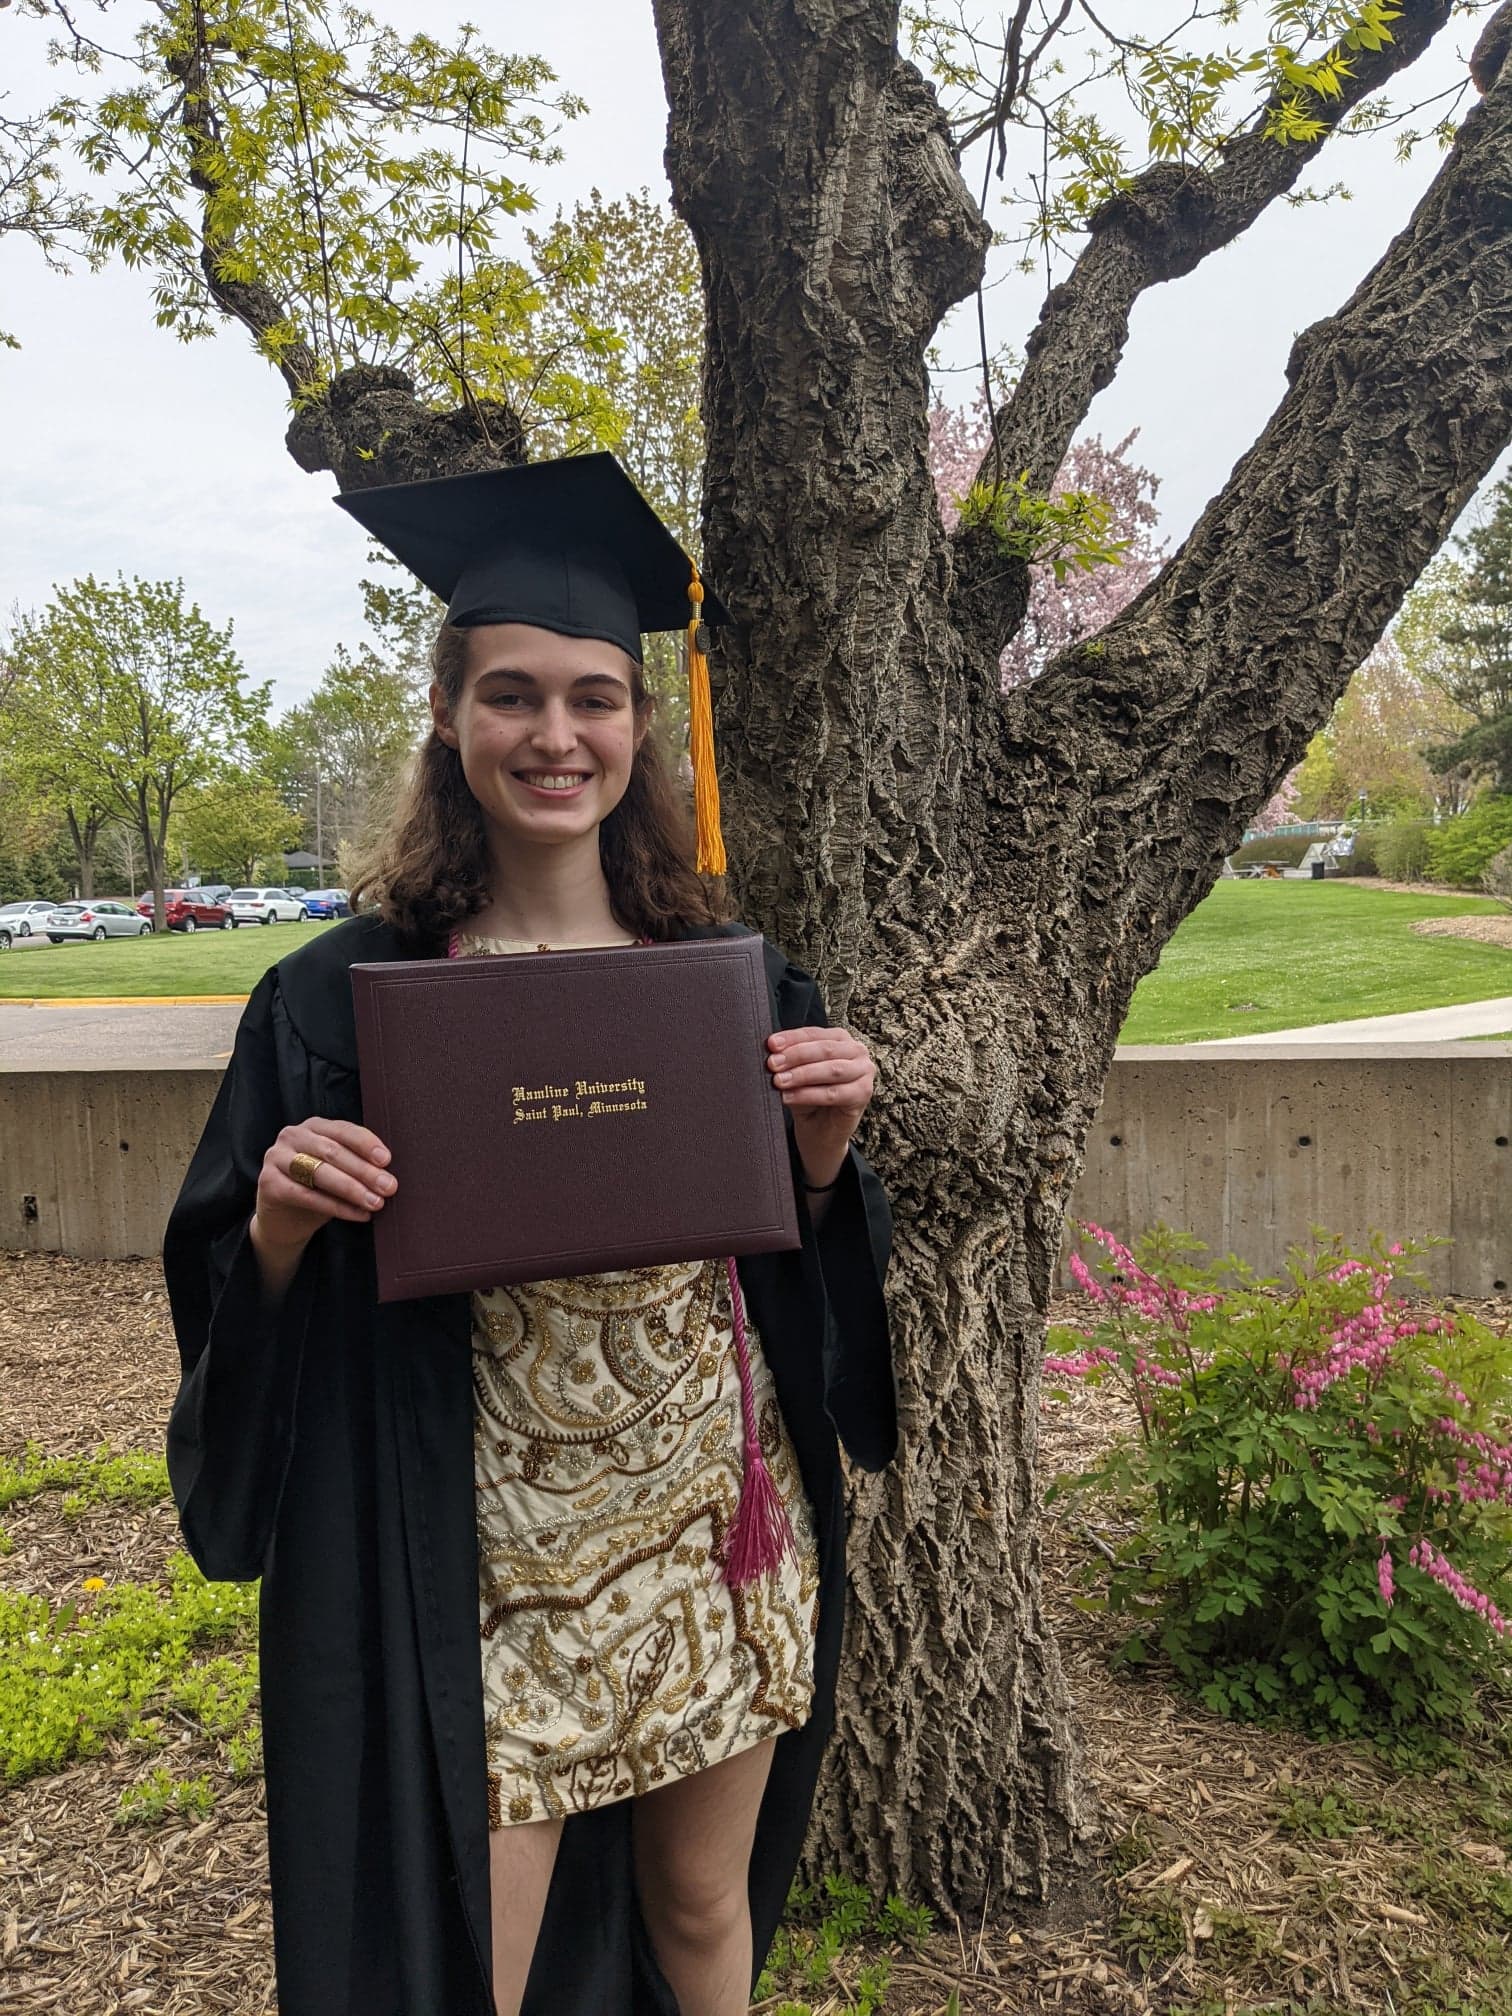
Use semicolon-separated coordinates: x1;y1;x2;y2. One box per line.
167;8;321;401
1012;7;1512;1009
973;0;1460;510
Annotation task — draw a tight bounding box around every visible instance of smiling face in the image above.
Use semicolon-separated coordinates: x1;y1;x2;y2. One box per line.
430;622;649;855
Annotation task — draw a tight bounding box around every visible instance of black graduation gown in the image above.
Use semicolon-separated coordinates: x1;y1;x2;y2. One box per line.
162;914;896;2016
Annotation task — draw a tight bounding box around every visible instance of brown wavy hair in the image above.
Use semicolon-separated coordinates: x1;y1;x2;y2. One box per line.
348;623;733;946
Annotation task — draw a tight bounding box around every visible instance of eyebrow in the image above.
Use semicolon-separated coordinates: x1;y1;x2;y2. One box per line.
473;666;629;692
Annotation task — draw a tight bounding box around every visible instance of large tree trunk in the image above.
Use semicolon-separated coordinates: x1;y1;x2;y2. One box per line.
650;0;1096;1905
649;0;1512;1911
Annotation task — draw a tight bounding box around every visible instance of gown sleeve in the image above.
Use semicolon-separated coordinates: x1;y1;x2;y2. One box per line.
162;968;322;1582
776;956;898;1472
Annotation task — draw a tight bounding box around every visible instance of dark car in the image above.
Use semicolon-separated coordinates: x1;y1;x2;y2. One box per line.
302;888;351;919
136;890;236;932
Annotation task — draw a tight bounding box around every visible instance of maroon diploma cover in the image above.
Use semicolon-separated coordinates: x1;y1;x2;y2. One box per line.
350;934;801;1301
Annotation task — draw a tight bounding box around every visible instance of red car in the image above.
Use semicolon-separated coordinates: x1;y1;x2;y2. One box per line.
135;889;236;933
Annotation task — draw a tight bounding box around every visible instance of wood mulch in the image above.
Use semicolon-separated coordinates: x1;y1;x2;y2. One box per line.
3;1253;1510;2013
1411;913;1512;950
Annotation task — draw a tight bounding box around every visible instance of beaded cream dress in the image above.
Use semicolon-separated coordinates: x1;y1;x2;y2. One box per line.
461;933;821;1829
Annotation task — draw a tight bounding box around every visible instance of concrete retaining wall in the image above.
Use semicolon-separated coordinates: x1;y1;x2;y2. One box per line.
5;1046;1512;1291
1072;1045;1512;1293
0;1065;222;1261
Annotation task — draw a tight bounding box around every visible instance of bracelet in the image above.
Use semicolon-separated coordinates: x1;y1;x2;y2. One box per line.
800;1175;841;1193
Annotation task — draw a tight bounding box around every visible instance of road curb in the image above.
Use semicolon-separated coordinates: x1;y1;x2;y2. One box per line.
2;995;252;1009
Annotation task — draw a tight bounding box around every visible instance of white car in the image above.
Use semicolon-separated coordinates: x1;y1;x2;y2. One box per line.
0;899;61;938
226;886;310;926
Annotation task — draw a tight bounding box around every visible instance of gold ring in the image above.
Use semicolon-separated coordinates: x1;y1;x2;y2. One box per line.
288;1151;325;1190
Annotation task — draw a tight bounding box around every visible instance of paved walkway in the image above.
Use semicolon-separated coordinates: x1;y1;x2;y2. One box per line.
1195;995;1512;1046
0;1001;242;1065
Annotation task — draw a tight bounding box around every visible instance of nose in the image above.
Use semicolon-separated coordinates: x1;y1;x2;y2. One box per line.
529;697;581;761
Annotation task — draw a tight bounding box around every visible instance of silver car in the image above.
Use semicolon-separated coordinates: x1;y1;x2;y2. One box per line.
44;901;152;943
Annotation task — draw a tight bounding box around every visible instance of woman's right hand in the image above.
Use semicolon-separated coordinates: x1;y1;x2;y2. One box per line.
252;1118;397;1260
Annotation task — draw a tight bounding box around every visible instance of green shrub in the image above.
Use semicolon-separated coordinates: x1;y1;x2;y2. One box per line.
1229;836;1312;869
1374;818;1434;882
756;1875;931;2012
1338;825;1380;876
1426;796;1512;887
1049;1226;1512;1736
226;1722;263;1780
1483;842;1512;902
117;1766;218;1826
0;1442;171;1512
0;1553;258;1782
0;1444;171;1550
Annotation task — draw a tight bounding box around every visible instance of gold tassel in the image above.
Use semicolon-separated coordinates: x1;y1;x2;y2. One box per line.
686;564;726;876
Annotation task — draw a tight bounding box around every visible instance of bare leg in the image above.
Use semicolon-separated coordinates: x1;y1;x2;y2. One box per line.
488;1811;565;2016
632;1739;777;2016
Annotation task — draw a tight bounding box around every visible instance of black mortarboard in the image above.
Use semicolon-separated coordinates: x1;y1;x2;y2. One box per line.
334;452;732;873
333;451;729;660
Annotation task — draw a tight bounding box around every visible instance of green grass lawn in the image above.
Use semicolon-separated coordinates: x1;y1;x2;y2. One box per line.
0;918;336;999
7;885;1512;1036
1119;881;1512;1044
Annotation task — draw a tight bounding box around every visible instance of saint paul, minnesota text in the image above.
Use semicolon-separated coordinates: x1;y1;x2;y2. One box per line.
511;1078;649;1125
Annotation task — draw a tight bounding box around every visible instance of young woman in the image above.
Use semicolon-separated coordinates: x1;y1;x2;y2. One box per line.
163;455;896;2016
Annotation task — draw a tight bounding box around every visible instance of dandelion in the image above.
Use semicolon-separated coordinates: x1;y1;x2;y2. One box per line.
81;1577;106;1592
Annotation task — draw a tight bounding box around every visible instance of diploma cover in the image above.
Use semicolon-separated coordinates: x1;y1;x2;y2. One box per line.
350;934;801;1301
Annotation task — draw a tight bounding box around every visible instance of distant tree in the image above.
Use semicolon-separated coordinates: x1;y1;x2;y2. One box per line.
270;646;423;871
528;189;704;544
1418;478;1512;789
1333;638;1468;813
522;188;707;739
5;578;268;929
926;401;1167;686
1288;638;1470;818
1248;770;1301;834
176;773;302;886
0;791;76;905
0;617;118;895
1290;732;1348;820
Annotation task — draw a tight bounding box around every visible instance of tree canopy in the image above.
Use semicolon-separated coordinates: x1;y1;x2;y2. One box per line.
5;575;268;924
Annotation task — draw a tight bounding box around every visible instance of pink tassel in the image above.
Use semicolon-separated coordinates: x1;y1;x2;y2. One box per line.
720;1256;796;1589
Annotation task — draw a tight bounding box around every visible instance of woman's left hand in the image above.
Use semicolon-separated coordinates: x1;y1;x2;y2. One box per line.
766;1027;876;1186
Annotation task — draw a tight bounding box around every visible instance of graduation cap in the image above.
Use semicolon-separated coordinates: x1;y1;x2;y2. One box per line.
335;452;731;875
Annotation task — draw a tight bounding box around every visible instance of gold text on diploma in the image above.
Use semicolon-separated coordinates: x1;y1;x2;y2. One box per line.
511;1076;650;1125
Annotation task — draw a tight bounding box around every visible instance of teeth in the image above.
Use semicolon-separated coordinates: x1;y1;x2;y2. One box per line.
520;773;586;791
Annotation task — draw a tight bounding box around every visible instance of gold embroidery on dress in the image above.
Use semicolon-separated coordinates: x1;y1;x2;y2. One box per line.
473;1255;819;1827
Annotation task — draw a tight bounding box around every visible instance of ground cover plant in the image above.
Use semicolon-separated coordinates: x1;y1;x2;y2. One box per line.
1119;882;1512;1044
0;916;333;1000
1047;1225;1512;1735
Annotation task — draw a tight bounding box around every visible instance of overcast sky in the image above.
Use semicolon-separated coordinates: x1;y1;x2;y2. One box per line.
0;4;1495;713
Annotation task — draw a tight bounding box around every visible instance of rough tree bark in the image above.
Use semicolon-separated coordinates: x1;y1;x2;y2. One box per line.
163;0;1512;1918
646;0;1512;1912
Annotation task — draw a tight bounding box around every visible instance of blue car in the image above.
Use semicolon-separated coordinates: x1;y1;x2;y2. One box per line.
302;888;352;919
